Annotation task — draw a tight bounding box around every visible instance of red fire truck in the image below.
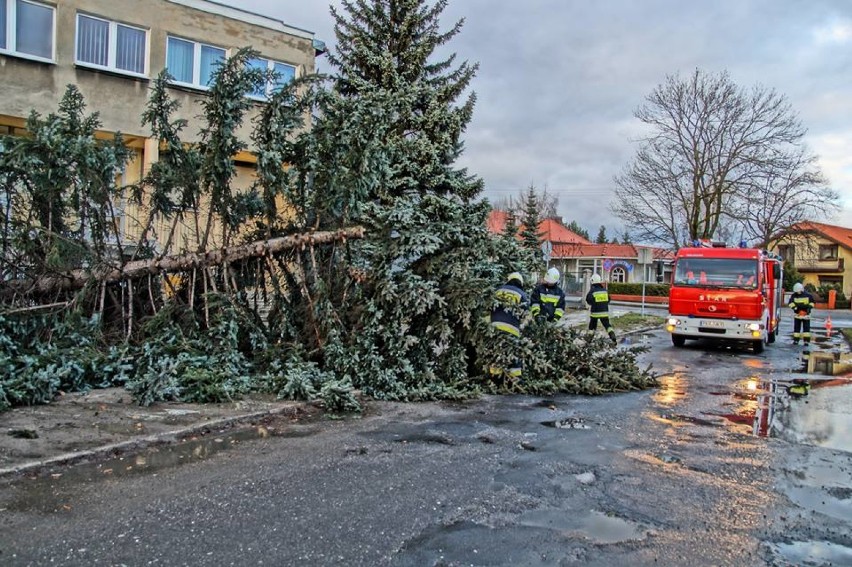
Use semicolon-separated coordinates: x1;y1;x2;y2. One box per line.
665;243;784;353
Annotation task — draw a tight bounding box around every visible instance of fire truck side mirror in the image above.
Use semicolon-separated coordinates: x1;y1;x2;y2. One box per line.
771;263;781;280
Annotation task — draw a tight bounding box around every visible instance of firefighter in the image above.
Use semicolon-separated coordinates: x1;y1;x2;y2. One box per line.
586;273;617;345
531;267;566;322
788;282;814;345
489;271;529;378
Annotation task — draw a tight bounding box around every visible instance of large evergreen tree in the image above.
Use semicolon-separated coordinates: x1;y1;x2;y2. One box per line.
321;0;516;397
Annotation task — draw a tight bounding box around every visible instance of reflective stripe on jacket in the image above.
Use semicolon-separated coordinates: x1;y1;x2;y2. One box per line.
788;291;815;319
531;283;566;321
586;283;610;317
491;281;528;336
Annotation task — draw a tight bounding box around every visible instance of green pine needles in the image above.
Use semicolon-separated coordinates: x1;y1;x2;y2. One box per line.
0;0;655;412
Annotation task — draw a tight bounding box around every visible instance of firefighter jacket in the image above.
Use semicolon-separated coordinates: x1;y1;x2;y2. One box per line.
788;291;815;319
586;283;610;318
491;280;529;337
531;282;566;321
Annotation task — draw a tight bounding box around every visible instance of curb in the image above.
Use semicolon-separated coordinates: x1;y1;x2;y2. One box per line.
0;405;301;479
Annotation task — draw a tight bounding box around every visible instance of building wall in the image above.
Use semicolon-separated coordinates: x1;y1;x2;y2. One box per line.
1;0;317;254
771;234;852;297
1;0;316;139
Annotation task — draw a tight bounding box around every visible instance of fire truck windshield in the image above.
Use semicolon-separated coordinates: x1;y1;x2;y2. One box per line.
673;258;759;288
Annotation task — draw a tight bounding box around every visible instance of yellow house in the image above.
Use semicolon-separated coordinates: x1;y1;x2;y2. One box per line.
0;0;324;254
769;221;852;297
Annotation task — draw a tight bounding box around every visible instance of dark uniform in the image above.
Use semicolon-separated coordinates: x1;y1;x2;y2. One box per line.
490;274;528;378
788;288;815;345
530;282;566;322
586;282;617;344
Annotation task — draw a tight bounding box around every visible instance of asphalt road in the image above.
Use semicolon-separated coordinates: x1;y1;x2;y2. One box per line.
1;315;851;566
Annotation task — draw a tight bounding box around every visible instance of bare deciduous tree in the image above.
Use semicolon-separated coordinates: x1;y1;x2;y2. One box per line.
612;69;833;249
493;184;558;220
729;147;838;247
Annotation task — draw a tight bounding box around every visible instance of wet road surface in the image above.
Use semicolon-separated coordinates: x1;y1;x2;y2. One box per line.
0;316;850;566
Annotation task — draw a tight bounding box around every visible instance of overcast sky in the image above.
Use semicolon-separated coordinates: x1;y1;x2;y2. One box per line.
231;0;852;241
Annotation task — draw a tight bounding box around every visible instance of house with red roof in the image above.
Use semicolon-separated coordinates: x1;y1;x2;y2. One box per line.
770;220;852;296
486;210;673;292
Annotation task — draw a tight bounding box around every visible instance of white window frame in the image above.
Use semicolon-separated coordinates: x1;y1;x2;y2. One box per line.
0;0;56;63
166;35;227;90
246;57;297;101
611;266;627;283
75;13;148;78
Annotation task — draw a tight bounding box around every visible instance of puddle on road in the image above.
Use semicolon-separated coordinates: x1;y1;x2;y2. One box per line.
3;423;314;513
541;416;590;429
518;509;647;544
652;373;688;406
707;374;852;449
766;540;852;567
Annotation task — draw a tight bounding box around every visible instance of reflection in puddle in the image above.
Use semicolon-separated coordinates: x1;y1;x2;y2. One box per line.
767;540;852;566
653;373;688;406
518;509;647;544
712;375;852;449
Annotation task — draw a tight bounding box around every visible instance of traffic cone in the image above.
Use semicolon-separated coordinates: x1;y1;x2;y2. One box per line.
826;316;833;337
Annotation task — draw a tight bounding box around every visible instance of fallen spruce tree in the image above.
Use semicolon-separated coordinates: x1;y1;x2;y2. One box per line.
0;0;655;412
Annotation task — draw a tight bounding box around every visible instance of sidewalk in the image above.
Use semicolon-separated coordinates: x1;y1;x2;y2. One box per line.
0;388;305;478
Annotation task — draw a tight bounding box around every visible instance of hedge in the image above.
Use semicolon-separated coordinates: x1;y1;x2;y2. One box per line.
608;283;671;297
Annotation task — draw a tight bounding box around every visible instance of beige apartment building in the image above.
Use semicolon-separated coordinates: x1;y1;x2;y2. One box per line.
0;0;324;252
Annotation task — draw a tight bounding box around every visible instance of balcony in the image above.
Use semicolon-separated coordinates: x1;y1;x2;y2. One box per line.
794;257;845;273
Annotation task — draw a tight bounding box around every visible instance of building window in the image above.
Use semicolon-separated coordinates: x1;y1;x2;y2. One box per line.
76;14;147;76
819;244;838;260
247;56;296;99
0;0;54;61
611;266;627;283
166;36;226;89
777;245;795;265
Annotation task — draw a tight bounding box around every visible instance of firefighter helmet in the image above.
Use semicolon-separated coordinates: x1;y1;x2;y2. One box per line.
590;273;602;284
793;282;804;293
544;267;560;285
507;272;524;286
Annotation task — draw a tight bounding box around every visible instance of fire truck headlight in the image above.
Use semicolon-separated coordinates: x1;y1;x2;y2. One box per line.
666;317;679;333
747;323;761;332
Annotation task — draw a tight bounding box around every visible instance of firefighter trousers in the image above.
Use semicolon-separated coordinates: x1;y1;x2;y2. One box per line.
793;317;811;344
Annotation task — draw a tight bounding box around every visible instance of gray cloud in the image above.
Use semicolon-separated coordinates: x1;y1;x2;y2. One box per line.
233;0;852;237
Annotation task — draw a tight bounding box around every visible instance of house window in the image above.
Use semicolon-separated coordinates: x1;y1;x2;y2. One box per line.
777;245;795;265
76;14;147;75
611;266;627;283
0;0;54;61
819;244;838;260
166;36;226;88
247;56;296;99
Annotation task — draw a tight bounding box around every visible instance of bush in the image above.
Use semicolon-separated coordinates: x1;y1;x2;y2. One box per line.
608;283;670;297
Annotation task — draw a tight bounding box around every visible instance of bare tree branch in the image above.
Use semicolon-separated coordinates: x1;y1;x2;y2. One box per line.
612;69;833;249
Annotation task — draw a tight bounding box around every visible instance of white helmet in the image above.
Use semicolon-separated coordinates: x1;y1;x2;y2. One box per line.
544;267;560;285
590;273;602;284
793;282;804;293
507;271;524;286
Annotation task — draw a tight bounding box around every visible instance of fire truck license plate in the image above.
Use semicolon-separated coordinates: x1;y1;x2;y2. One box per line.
700;320;725;328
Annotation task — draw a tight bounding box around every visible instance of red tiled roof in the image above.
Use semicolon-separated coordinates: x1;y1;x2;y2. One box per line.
789;221;852;250
538;218;591;244
553;242;672;260
486;210;591;244
487;209;509;234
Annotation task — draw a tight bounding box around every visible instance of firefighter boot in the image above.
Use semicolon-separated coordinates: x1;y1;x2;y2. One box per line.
608;329;617;345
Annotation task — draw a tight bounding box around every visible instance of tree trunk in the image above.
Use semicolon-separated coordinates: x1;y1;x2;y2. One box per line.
1;227;365;298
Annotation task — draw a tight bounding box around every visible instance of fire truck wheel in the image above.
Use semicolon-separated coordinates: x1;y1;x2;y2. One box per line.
767;325;776;344
671;334;686;347
752;339;765;354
